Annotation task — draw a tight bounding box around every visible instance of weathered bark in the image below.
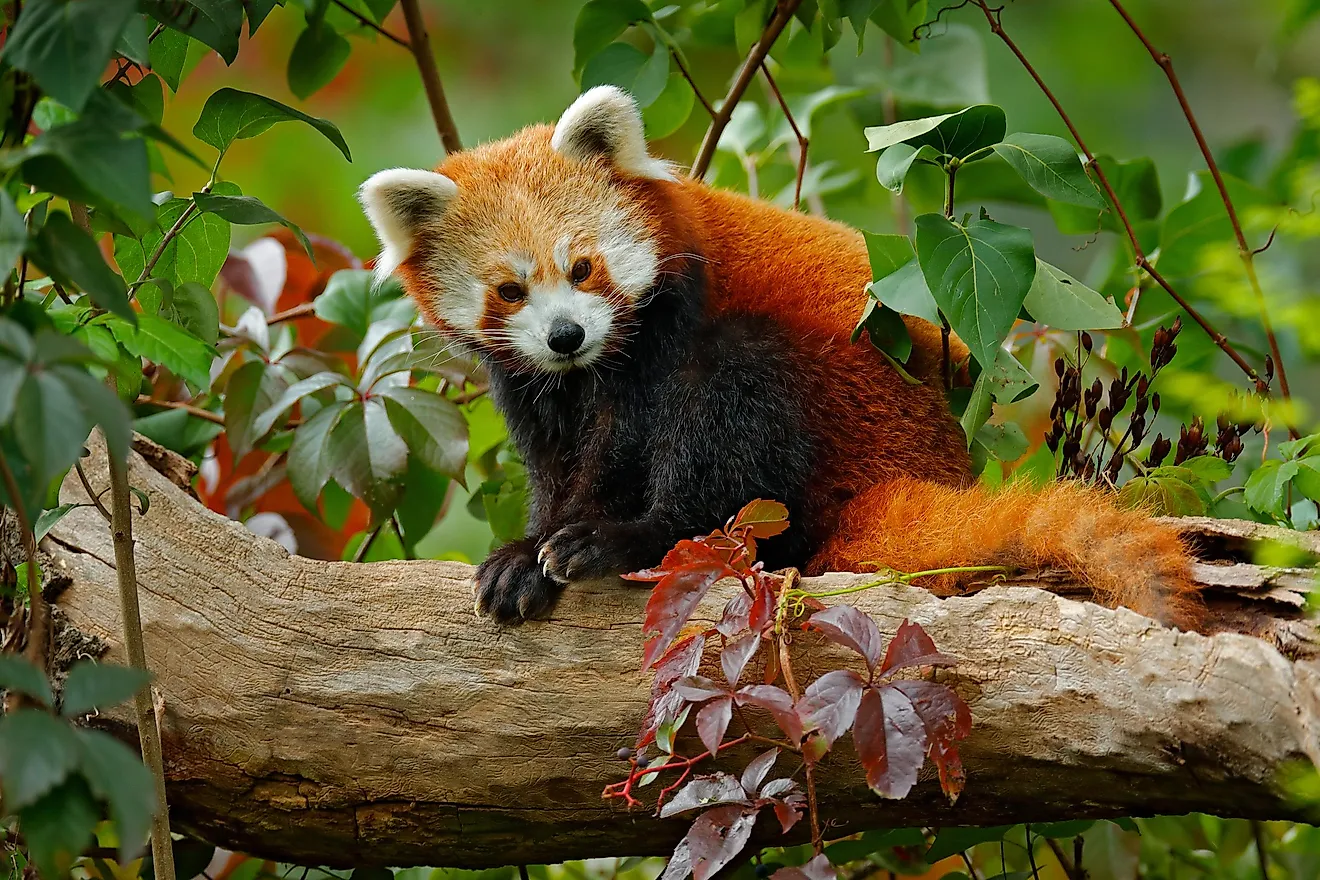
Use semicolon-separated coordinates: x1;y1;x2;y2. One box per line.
36;438;1320;868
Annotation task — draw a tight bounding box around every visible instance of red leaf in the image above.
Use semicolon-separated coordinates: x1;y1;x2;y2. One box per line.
716;590;751;636
772;797;804;834
637;633;706;749
878;619;957;677
697;697;733;755
795;669;865;745
673;675;729;702
721;632;761;687
659;772;747;818
642;542;738;670
737;684;803;743
853;686;927;799
740;747;779;795
749;575;775;633
689;804;760;880
808;605;884;672
891;679;972;804
771;855;835;880
731;498;790;538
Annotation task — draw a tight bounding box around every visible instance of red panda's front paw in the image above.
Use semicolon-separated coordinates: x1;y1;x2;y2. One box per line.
540;520;639;583
473;540;563;625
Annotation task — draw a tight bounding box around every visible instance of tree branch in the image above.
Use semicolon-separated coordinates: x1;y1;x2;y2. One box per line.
970;1;1267;393
331;0;409;48
690;0;804;179
759;61;807;211
1106;0;1293;411
399;0;462;155
39;437;1320;869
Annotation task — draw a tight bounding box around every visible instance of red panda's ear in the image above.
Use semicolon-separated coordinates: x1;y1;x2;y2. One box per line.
551;86;676;181
358;168;457;281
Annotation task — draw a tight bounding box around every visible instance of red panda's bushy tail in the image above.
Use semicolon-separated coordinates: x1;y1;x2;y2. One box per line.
809;477;1201;629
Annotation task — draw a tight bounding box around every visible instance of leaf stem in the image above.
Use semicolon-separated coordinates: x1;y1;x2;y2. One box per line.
960;852;982;880
1045;837;1082;880
399;0;462;155
970;0;1267;394
759;61;808;211
797;565;1008;599
330;0;410;48
690;0;804;179
1251;820;1271;879
0;449;47;710
107;447;177;880
352;521;387;563
135;396;225;426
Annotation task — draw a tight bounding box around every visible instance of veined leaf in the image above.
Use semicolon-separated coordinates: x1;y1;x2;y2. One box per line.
1022;259;1123;330
194;191;313;256
193;88;351;161
1;0;137;112
864;104;1005;161
107;312;215;390
992;133;1103;207
573;0;654;75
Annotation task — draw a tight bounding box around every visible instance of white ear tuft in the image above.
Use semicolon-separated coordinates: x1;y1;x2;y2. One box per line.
358;168;457;283
551;86;676;181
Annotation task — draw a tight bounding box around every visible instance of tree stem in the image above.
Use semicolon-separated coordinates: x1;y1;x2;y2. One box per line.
399;0;462;155
107;450;176;880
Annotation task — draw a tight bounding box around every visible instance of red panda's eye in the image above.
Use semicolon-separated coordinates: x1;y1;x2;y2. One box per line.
571;259;592;284
497;282;526;303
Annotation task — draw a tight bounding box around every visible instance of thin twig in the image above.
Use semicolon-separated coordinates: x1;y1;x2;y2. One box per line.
690;0;805;178
1025;826;1042;880
971;0;1266;393
267;302;317;326
330;0;410;48
132;203;199;294
1046;838;1082;880
135;396;225;426
959;852;982;880
759;61;807;210
1106;0;1293;415
0;451;47;706
670;50;715;118
399;0;462;155
75;460;113;521
352;521;387;563
1251;820;1270;878
107;448;177;880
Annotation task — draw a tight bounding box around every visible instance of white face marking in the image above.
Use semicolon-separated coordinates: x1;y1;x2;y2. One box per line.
552;236;572;274
597;207;658;300
504;282;617;372
507;253;535;282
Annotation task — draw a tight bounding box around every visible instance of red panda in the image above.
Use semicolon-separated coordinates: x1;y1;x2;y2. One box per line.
359;86;1198;628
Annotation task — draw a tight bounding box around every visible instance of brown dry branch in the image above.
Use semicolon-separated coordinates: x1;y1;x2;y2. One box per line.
759;62;808;211
970;1;1267;392
1106;0;1294;419
399;0;462;155
690;0;805;179
31;435;1320;868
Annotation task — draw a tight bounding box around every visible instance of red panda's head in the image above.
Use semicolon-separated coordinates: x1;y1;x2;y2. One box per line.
359;86;683;374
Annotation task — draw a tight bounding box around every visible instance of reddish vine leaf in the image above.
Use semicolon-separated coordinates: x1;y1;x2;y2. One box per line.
637;633;705;749
749;576;775;633
808;605;884;673
771;854;836;880
758;777;805;833
740;747;779;794
891;678;972;802
736;684;803;743
721;632;760;687
673;675;728;702
795;668;865;746
878;619;957;678
731;498;790;538
716;590;751;636
687;804;760;880
636;540;737;670
696;697;733;755
659;772;748;818
853;686;928;799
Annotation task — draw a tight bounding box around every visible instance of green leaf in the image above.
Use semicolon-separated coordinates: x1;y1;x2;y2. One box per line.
976;419;1028;463
60;661;151;717
1;0;137;112
113;187;235;301
869;0;927;50
864;231;915;280
194;191;313;257
926;826;1015;863
867;258;940;325
1022;259;1123;330
379;386;470;482
0;655;53;707
875;143;940;193
1158;172;1269;279
992;133;1103;207
148;29;196;93
223;359;287;459
51;363;132;467
10;371;88;510
32;212;134;322
580;43;669;108
1118;467;1207;516
0;189;28;278
117;14;152;64
107;312;215;390
252;371;349;441
915;214;1037;370
1178;454;1233;484
76;728;156;860
34;502;86;543
193;88;352;161
641;70;696;139
288;400;349;510
326;400;407;517
19;118;154;220
19;776;100;880
141;0;244;64
852;298;913;364
109;75;165;126
1244;459;1300;518
159;281;221;346
244;0;284;33
1050;155;1161;236
573;0;654;75
864;104;1006;161
0;709;81;810
314;270;414;345
288;18;351;99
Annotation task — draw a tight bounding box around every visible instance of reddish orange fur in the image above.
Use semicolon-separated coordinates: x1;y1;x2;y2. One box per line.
411;125;1200;628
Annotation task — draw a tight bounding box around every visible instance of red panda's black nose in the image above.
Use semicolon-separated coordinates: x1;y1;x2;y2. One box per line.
547;319;586;355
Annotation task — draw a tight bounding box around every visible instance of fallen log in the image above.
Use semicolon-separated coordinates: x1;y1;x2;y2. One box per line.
32;437;1320;868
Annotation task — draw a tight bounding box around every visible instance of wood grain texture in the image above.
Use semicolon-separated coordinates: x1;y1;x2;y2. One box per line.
40;439;1320;868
